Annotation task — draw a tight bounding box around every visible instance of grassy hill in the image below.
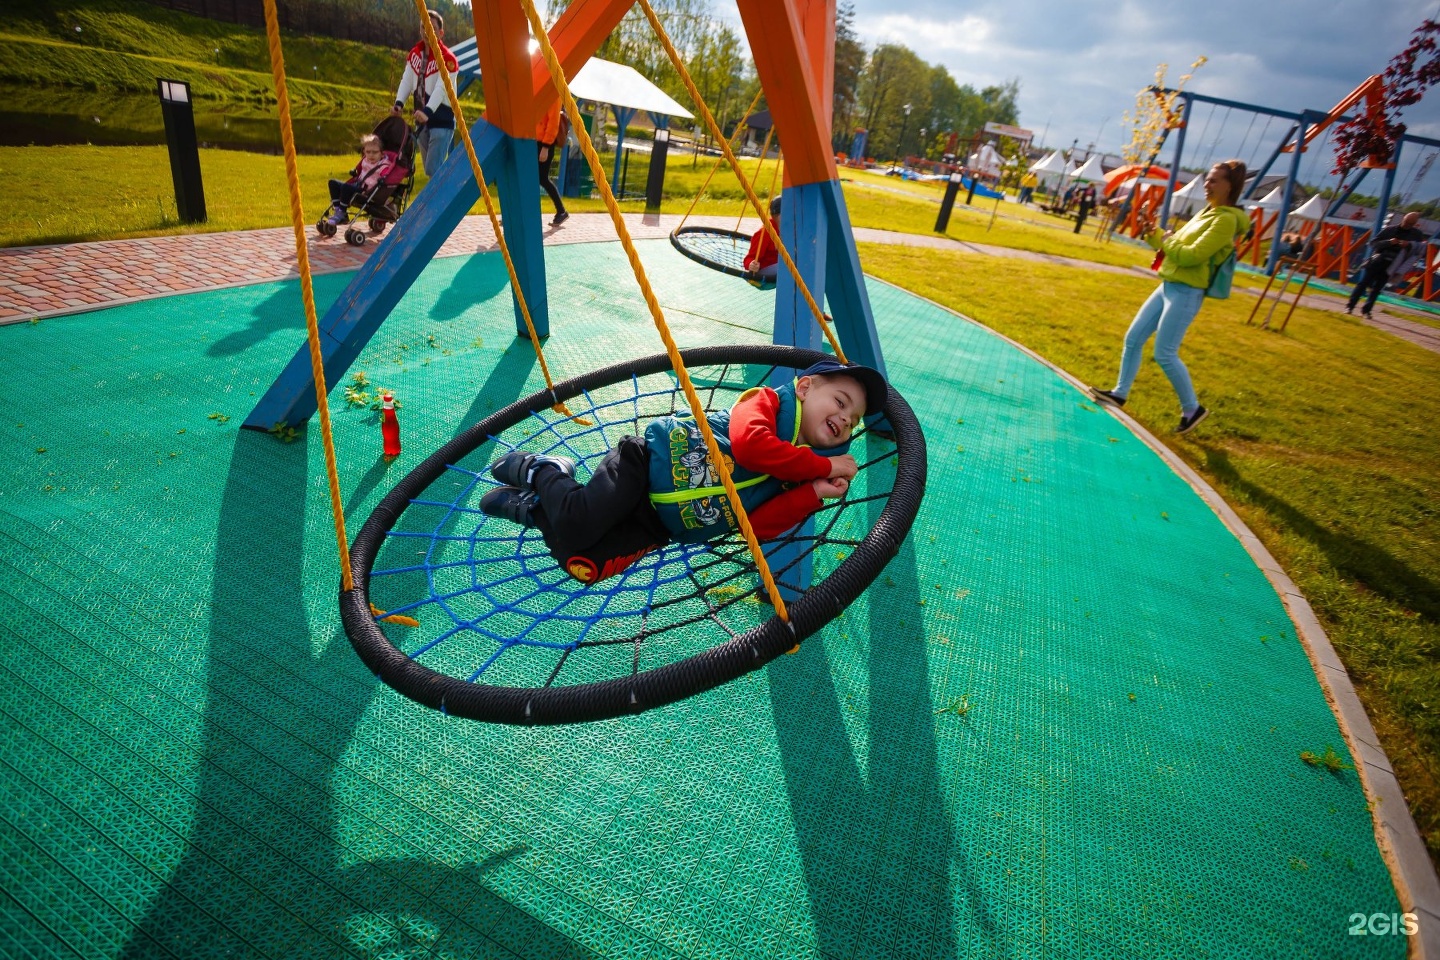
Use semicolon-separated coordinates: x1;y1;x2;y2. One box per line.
0;0;439;107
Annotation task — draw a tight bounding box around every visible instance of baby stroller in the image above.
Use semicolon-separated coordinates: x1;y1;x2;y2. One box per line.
316;115;416;247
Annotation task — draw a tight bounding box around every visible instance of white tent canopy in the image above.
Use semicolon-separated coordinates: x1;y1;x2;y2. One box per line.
1249;186;1287;211
448;41;693;119
1070;155;1105;182
1167;174;1205;215
1029;151;1066;174
1290;195;1328;220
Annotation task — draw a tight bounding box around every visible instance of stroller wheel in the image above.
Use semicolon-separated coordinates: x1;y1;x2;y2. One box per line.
316;218;337;238
344;227;367;247
368;218;387;235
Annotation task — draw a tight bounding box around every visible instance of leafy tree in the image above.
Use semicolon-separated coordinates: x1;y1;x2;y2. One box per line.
1334;17;1440;174
549;0;753;141
832;0;865;149
857;43;930;161
979;80;1021;127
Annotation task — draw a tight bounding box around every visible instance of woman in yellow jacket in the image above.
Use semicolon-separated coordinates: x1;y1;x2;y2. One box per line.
1090;160;1250;434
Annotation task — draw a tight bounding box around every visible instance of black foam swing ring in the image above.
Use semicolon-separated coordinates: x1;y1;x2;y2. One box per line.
669;226;755;279
342;344;927;725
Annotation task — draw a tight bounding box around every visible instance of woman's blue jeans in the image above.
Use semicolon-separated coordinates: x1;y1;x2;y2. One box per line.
1113;281;1205;415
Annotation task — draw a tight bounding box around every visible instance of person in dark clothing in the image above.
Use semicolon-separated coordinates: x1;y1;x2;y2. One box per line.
536;98;569;226
1347;212;1427;317
1073;184;1097;234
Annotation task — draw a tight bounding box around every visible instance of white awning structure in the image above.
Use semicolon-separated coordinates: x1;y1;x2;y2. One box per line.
568;58;693;119
1070;155;1105;182
447;40;693;120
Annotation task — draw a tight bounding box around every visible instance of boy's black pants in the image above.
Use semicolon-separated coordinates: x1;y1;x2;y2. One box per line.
531;436;670;584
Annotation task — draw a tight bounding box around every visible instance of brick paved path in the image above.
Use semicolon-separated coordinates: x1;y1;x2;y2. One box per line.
3;214;1438;354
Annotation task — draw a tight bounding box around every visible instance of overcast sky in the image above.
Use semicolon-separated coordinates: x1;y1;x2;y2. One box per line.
843;0;1440;195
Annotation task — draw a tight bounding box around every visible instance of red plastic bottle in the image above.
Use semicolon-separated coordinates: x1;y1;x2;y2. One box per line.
380;393;401;458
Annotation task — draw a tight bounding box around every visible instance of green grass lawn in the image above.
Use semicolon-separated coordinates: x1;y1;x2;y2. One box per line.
860;241;1440;867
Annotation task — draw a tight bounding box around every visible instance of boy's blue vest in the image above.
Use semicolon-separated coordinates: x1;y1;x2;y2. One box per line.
644;381;848;544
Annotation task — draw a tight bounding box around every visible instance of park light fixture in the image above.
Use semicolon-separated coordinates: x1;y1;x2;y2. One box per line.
896;102;913;170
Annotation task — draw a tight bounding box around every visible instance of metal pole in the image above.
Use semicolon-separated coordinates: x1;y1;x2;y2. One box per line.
1243;121;1298;201
1266;111;1311;276
1362;139;1405;261
935;172;962;232
1161;94;1192;226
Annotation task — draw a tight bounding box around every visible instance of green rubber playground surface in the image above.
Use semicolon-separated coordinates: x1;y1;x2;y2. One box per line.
0;238;1405;959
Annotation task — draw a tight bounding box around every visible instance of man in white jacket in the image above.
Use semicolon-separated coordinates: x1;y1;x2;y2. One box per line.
393;9;459;178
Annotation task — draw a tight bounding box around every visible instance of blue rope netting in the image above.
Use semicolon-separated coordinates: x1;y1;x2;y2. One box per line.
363;361;898;694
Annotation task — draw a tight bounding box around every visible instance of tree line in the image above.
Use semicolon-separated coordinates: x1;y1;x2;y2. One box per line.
550;0;1023;162
833;2;1021;162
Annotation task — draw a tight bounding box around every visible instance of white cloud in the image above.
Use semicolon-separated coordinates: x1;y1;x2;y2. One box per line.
837;0;1440;197
861;13;995;55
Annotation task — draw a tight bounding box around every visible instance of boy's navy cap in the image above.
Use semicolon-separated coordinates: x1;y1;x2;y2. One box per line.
799;360;887;416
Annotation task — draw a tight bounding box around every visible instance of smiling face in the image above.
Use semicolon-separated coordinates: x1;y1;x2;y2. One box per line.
1203;165;1232;207
795;373;866;448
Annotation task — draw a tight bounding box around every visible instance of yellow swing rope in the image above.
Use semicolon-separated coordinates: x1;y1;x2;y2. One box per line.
675;88;764;233
260;0;354;594
516;0;791;622
733;130;780;235
634;0;845;363
414;0;585;423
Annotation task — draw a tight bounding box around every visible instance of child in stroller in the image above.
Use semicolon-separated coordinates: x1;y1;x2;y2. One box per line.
317;116;416;247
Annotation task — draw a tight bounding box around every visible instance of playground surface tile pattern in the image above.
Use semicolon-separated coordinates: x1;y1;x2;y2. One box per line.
0;235;1419;959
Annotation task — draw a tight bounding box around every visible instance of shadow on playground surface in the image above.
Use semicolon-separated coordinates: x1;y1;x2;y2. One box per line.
0;239;1407;959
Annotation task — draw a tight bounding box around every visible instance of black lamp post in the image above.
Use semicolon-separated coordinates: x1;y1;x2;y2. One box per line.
895;102;912;169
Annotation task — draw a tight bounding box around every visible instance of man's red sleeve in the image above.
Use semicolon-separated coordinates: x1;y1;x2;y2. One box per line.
748;483;822;539
729;387;832;481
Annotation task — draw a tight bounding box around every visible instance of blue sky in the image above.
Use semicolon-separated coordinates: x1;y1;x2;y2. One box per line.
842;0;1440;196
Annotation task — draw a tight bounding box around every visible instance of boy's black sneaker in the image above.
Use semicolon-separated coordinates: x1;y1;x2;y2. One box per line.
489;452;576;490
1087;386;1126;407
480;486;539;526
551;210;570;226
1176;405;1210;435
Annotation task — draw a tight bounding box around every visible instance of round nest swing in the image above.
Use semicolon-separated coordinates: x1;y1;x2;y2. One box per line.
342;343;927;725
669;226;757;279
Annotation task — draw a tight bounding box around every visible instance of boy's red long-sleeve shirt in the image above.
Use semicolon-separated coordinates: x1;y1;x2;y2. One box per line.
744;227;779;272
727;386;831;539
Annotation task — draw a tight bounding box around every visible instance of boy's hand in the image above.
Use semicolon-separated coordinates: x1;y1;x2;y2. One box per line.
827;454;857;479
813;477;849;499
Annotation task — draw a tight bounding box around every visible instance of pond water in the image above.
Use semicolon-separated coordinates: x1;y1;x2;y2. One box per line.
0;86;392;155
